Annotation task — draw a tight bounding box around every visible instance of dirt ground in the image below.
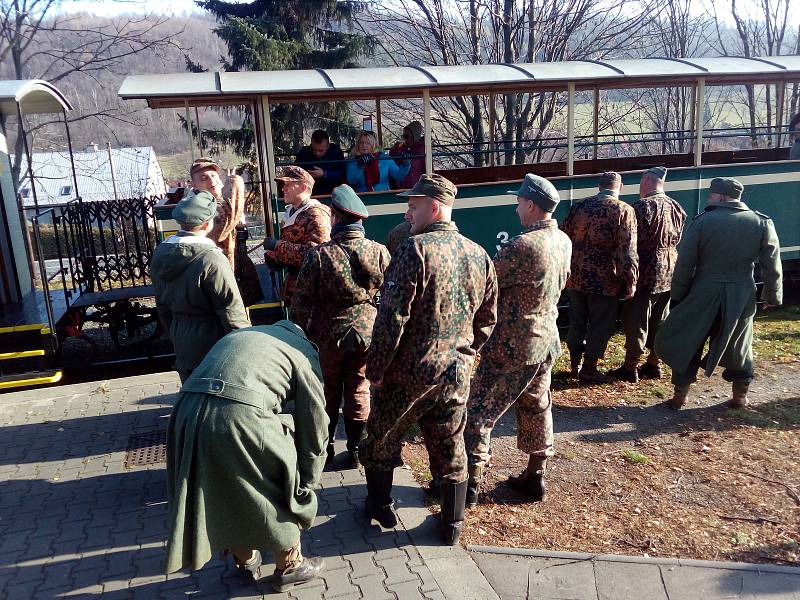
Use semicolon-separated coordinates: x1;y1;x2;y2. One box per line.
402;306;800;566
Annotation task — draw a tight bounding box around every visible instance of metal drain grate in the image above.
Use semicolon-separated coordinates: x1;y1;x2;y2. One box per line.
124;430;167;468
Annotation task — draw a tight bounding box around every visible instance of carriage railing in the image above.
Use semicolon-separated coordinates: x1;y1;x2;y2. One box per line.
273;125;786;170
28;196;160;315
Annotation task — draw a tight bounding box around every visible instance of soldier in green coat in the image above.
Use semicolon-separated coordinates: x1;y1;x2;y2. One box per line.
150;191;251;382
654;178;783;409
166;321;328;592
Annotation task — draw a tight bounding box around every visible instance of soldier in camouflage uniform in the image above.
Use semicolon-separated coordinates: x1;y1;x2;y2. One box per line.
562;171;638;383
609;167;685;383
291;185;391;468
264;166;331;305
386;219;412;255
362;174;498;545
464;174;571;507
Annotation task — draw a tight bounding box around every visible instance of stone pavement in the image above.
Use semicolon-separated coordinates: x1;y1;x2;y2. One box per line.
2;372;798;600
469;547;800;600
0;372;497;599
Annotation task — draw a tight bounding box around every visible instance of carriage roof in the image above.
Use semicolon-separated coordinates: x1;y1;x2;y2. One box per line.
119;55;800;108
0;79;73;116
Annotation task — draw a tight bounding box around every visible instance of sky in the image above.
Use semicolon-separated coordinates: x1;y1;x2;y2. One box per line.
60;0;204;16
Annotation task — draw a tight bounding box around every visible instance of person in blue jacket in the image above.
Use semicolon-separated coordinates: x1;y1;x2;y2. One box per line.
346;131;410;193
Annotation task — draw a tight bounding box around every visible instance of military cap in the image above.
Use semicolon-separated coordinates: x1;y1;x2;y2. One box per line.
189;156;221;178
398;174;457;206
710;177;743;199
508;173;560;213
331;184;369;219
598;171;622;189
275;165;315;188
646;166;667;181
172;190;217;226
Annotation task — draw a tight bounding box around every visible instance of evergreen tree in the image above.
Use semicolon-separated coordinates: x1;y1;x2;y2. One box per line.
189;0;372;158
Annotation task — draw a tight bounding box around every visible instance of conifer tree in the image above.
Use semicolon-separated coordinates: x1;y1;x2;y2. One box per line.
190;0;372;157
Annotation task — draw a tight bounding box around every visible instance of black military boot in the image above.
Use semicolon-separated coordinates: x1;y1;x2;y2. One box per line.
325;415;339;469
344;418;367;468
440;479;468;545
507;456;546;502
465;465;483;509
365;469;398;528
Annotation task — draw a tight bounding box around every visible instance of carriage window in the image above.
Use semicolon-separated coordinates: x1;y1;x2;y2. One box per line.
60;186;72;196
20;188;30;198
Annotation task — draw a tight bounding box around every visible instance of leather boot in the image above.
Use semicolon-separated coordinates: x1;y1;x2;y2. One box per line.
569;351;582;377
668;384;690;410
440;479;468;545
465;465;483;508
233;549;262;584
365;469;398;528
507;456;546;502
729;381;750;408
325;414;339;468
273;557;325;592
344;418;367;468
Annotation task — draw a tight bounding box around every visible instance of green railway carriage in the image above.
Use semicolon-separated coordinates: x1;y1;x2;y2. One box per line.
2;56;799;390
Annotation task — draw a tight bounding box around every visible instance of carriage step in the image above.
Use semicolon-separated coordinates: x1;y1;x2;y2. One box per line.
0;370;62;391
0;324;53;353
0;350;46;361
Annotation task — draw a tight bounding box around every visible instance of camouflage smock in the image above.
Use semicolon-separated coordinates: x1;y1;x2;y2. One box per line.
633;192;686;294
386;220;412;255
291;226;391;349
365;221;498;386
562;190;639;298
479;220;572;369
273;201;331;304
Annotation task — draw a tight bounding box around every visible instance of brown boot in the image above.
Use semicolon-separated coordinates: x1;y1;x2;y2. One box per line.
729;381;750;408
668;384;690;410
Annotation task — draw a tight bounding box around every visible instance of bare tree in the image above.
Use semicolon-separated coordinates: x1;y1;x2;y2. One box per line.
358;0;657;167
0;0;183;184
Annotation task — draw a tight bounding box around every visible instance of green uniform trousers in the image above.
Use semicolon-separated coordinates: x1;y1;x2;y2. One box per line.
566;290;619;360
621;290;670;359
362;380;469;483
465;355;554;469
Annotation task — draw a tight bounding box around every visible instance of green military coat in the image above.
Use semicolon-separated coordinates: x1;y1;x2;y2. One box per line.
165;321;328;573
654;202;782;377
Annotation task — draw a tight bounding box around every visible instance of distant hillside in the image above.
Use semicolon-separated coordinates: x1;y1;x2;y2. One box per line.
1;12;242;156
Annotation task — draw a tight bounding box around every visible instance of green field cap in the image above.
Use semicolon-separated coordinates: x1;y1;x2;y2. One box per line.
398;174;457;206
508;173;560;212
646;166;668;181
173;190;216;226
710;177;744;199
331;184;369;219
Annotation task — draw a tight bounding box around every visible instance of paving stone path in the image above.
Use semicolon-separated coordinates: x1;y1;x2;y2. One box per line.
1;371;797;599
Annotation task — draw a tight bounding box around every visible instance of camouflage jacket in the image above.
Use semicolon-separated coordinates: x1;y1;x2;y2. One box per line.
633;192;686;294
290;226;391;350
386;220;412;255
273;201;331;303
480;220;572;370
366;221;498;386
562;190;638;298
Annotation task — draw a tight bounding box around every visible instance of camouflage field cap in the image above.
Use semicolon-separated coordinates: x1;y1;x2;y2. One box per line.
172;190;216;226
331;184;369;219
710;177;744;199
397;174;457;206
189;156;221;178
508;173;560;213
275;165;315;188
646;166;668;181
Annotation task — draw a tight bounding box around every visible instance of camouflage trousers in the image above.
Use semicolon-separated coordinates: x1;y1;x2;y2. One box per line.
362;379;469;483
318;343;370;423
621;290;670;360
465;355;555;469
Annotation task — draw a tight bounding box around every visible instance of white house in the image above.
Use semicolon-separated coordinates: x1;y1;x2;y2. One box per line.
17;145;167;207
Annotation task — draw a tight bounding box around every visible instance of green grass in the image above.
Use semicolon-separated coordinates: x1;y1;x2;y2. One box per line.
622;449;651;465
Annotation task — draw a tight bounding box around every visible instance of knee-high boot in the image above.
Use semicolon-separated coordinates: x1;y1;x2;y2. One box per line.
440;479;468;545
